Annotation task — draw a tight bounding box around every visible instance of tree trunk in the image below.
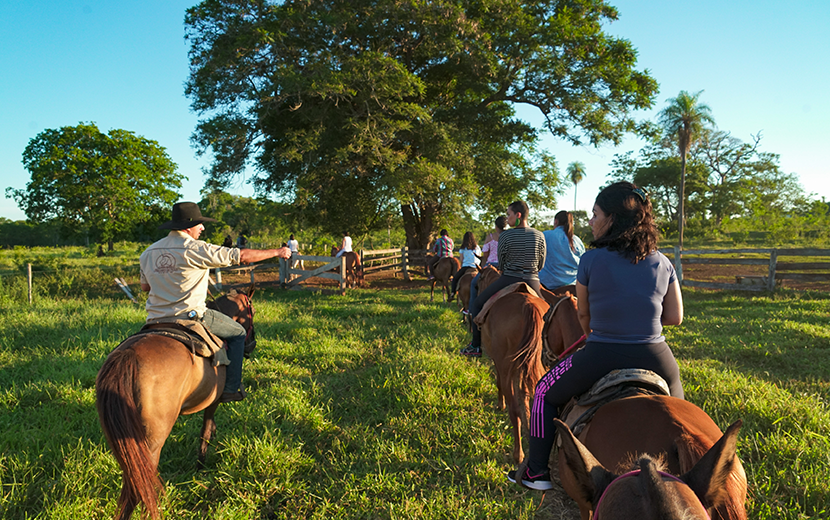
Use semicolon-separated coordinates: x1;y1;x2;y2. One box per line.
679;152;686;249
401;200;438;249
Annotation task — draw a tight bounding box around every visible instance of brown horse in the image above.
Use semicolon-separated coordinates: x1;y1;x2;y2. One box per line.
429;256;459;302
95;287;256;520
554;396;747;520
331;247;364;287
477;283;584;462
456;269;476;312
479;290;550;462
476;264;500;294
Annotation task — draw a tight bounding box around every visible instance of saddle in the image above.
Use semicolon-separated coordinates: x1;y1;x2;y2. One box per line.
124;319;230;367
558;369;671;442
473;282;545;327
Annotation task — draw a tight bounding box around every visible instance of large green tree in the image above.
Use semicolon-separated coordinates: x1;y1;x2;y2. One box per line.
657;90;715;247
6;123;182;247
184;0;658;247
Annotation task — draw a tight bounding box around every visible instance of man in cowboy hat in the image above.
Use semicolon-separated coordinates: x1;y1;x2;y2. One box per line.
139;201;291;403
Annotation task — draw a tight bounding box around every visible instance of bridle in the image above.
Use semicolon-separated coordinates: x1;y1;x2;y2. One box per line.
594;469;711;520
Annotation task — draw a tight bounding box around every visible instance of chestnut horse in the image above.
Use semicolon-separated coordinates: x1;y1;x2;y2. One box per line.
479;291;550;462
553;397;747;520
95;287;256;520
429;256;459;302
478;284;584;462
331;247;364;287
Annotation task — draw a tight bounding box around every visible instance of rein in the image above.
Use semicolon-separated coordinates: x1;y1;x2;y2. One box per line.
547;295;586;360
558;334;586;360
594;469;711;520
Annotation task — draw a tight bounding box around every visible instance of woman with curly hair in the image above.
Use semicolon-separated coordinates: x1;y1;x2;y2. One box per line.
508;181;685;490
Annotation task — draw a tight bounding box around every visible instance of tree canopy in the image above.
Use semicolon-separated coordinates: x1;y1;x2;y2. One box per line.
611;126;808;239
6;123;182;246
184;0;658;247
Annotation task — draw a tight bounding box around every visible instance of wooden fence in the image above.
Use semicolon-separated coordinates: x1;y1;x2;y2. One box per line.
661;246;830;292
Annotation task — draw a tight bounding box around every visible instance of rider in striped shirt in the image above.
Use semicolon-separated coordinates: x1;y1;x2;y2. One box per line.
461;201;546;356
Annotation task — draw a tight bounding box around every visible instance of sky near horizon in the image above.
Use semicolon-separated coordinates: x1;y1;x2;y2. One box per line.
1;0;828;222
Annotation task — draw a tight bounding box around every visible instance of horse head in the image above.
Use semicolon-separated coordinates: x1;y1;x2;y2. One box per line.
554;418;743;520
208;284;257;355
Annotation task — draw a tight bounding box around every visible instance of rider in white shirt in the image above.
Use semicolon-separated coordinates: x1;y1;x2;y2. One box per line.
335;231;353;258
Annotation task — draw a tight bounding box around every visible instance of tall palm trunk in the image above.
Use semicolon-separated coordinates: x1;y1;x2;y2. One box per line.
679;151;686;248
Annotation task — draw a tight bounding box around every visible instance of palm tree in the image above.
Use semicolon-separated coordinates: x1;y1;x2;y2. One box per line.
657;90;714;248
567;161;586;210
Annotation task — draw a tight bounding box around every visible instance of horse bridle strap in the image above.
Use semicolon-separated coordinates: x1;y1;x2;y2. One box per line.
593;469;711;520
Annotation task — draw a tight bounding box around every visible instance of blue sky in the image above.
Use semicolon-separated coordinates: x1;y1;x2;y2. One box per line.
2;0;828;221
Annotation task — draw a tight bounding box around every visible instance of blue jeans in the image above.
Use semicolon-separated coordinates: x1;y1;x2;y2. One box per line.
203;308;246;394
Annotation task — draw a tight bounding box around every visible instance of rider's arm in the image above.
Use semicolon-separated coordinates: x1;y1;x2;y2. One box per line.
661;279;684;326
576;282;591;335
239;246;292;264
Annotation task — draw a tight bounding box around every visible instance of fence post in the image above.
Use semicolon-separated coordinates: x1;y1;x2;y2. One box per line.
340;255;347;294
767;249;778;292
215;267;223;291
250;267;256;286
279;258;286;288
401;246;410;282
673;245;683;285
27;263;33;304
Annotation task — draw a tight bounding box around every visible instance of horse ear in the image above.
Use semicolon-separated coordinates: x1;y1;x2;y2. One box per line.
679;419;742;511
553;419;616;507
246;283;256;298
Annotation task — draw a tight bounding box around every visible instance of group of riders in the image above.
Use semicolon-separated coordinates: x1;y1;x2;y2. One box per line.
424;182;684;490
140;179;684;493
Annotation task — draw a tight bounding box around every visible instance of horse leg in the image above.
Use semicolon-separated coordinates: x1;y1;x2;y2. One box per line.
507;381;524;463
197;402;221;470
430;280;436;301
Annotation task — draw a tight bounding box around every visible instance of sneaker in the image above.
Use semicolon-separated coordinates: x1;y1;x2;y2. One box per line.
427;275;435;281
461;309;471;316
507;467;554;491
459;344;481;357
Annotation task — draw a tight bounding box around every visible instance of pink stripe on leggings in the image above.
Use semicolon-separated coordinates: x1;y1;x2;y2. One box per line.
530;356;572;438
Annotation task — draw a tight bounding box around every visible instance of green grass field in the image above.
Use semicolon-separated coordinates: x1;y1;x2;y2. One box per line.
1;274;828;519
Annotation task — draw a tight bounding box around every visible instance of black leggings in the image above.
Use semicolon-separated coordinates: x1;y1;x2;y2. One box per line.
526;340;684;473
450;266;477;295
469;274;542;348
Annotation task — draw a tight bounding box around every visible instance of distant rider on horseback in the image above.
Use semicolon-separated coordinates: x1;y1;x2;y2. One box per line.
139;202;291;403
426;229;454;280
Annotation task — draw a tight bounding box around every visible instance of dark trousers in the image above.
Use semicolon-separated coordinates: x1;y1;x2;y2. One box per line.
469;274;542;348
526;340;684;473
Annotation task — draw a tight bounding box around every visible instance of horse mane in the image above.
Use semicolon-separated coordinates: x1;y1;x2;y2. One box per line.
636;456;695;520
676;431;748;520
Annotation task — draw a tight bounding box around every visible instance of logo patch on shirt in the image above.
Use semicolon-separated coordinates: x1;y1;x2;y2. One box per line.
154;253;177;273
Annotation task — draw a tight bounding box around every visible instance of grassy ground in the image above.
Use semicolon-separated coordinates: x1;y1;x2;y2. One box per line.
0;277;828;518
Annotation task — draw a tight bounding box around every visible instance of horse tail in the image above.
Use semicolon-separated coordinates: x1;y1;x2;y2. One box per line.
354;252;364;284
96;346;163;520
509;297;547;396
676;431;748;520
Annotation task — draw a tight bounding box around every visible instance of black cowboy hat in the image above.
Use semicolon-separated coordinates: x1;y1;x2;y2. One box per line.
158;202;218;230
